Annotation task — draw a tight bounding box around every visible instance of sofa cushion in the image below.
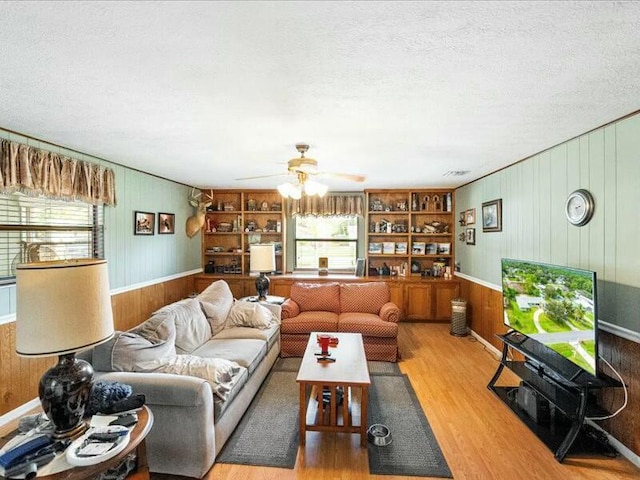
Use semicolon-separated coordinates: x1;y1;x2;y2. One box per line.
149;355;243;402
154;298;212;354
290;282;341;313
192;339;267;375
225;301;279;329
213;324;280;350
280;311;339;334
197;280;234;335
340;282;390;314
92;330;176;372
338;312;398;338
214;367;249;421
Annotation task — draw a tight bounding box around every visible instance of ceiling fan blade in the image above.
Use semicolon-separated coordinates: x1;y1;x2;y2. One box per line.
317;171;366;182
235;173;289;181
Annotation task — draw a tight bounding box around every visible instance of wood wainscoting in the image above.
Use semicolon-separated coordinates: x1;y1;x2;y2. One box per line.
0;274;197;417
458;275;640;458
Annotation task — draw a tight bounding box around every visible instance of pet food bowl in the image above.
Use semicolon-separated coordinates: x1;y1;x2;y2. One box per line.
367;424;392;446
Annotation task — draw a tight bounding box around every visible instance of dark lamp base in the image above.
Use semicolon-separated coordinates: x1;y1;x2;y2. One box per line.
39;353;93;439
255;273;270;301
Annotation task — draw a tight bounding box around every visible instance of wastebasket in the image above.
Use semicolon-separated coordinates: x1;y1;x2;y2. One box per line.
450;298;468;336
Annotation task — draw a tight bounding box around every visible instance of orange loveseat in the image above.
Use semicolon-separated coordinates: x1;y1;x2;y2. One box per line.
280;282;401;361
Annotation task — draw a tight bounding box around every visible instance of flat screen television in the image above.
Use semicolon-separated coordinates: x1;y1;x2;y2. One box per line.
501;258;597;376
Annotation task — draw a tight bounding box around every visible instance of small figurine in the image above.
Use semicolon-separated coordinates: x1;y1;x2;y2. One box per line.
247;199;257;211
260;201;269;211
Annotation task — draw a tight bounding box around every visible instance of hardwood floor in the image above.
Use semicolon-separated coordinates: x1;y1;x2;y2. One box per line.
153;323;638;480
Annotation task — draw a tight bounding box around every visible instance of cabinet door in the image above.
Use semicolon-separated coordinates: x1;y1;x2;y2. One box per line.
387;282;405;320
405;283;432;321
433;282;460;321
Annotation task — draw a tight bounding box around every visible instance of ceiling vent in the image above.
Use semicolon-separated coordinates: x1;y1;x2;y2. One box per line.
442;170;470;177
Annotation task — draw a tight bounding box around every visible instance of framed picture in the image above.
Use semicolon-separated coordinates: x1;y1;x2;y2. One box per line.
134;211;155;235
355;258;366;277
465;208;476;225
482;199;502;232
158;212;175;234
466;227;476;245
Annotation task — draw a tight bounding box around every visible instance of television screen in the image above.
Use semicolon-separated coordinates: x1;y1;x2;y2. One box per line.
501;258;597;376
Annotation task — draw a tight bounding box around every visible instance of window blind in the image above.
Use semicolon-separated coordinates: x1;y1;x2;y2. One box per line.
0;194;104;285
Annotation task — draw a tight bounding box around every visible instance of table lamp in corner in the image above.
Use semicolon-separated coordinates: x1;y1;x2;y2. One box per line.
250;244;276;301
16;259;115;439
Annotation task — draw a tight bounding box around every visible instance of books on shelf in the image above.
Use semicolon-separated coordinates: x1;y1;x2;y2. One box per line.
369;242;382;254
412;242;425;255
395;242;408;254
382;242;395;254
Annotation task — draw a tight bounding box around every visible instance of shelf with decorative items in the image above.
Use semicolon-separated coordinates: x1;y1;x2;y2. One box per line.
201;189;285;276
365;189;454;278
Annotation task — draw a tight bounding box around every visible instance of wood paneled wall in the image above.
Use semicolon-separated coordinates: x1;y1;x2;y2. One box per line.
0;274;196;416
458;276;640;456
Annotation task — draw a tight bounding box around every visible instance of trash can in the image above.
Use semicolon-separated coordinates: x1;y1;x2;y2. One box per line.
450;298;468;336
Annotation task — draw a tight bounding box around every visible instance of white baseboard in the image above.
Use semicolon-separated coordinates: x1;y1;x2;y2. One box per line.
585;419;640;468
470;329;502;357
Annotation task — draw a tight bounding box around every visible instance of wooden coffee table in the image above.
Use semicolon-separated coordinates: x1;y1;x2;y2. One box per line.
296;332;370;446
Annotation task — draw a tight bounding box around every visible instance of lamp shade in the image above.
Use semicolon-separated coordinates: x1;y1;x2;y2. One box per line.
16;259;114;357
250;244;276;273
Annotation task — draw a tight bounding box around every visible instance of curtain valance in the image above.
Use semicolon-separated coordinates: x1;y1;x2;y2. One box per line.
0;140;116;206
287;194;364;217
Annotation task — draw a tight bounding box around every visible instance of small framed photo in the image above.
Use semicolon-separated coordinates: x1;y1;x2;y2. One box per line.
158;212;175;234
482;199;502;232
465;208;476;225
134;211;155;235
466;227;476;245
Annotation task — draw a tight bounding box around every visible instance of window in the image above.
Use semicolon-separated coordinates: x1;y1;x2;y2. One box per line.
294;216;358;271
0;194;104;285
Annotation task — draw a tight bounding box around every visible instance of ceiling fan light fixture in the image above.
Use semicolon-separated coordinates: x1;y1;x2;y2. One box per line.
304;180;328;197
277;182;302;199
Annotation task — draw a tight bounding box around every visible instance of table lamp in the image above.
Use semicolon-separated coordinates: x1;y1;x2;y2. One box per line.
250;244;276;301
16;259;115;439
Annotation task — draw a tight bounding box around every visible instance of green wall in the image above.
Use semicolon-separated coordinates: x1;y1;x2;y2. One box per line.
455;113;640;336
0;129;202;317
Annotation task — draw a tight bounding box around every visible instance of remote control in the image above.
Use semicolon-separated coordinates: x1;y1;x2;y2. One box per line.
0;435;52;469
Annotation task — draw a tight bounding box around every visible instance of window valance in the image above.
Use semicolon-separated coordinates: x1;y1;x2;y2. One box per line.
287;194;364;217
0;140;116;206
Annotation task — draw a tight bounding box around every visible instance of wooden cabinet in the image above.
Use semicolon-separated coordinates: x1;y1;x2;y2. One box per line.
201;189;285;277
365;189;454;277
433;281;460;321
405;283;433;321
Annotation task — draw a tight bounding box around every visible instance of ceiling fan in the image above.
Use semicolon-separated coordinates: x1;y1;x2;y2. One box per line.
235;144;365;198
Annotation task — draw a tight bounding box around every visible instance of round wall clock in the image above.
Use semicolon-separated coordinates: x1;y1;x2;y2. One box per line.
565;189;595;226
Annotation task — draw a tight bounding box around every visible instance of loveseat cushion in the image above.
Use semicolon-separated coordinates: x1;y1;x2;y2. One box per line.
337;313;398;338
154;298;212;354
290;282;341;313
192;339;267;375
197;280;234;335
213;324;280;350
93;330;176;372
340;282;389;314
280;311;339;334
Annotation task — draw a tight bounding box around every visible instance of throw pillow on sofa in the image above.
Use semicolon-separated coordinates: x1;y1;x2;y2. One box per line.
197;280;234;335
92;330;177;372
225;301;279;329
149;355;242;401
154;298;212;354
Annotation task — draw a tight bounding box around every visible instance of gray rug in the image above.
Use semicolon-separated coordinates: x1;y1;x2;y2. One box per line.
216;370;300;468
368;374;453;477
218;357;451;477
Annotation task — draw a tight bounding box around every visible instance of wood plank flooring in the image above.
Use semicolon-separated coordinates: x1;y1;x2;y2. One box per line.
154;323;638;480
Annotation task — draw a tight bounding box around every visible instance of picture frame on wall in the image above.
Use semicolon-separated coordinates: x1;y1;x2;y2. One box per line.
482;199;502;232
134;211;155;235
466;227;476;245
465;208;476;225
158;212;175;234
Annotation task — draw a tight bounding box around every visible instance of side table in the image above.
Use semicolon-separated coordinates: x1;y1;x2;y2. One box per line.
0;406;154;480
238;295;286;305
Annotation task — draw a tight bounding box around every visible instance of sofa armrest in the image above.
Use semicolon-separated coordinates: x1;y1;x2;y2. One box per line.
379;302;401;323
281;298;300;319
95;371;213;408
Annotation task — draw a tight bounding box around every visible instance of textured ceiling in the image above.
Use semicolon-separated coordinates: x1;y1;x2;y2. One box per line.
1;1;640;191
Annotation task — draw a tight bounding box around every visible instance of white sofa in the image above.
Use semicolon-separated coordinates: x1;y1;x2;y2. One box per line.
80;280;280;479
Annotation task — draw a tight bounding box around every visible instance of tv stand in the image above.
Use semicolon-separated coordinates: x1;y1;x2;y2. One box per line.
488;331;622;462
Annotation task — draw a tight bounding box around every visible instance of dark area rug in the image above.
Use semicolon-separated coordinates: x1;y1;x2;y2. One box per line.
218;357;451;477
367;374;453;477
